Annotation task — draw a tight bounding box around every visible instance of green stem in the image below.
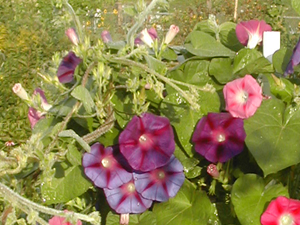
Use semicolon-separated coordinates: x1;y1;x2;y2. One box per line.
0;182;98;224
64;1;83;41
107;56;200;109
126;0;161;47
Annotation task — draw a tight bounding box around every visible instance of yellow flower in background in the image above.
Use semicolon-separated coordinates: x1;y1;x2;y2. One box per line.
113;9;118;15
104;9;107;14
86;21;91;26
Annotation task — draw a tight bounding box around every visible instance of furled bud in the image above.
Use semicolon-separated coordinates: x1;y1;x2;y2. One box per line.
12;83;30;101
164;25;179;45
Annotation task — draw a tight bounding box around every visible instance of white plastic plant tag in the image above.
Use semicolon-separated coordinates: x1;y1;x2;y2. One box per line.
263;31;280;63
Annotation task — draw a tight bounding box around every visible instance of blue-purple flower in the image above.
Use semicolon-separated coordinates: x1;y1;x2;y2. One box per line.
57;51;82;83
104;180;153;214
284;37;300;76
133;155;184;202
119;113;175;172
192;113;246;163
82;143;132;189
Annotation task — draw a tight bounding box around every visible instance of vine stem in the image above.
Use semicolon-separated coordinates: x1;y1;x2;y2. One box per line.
107;56;201;109
0;182;98;224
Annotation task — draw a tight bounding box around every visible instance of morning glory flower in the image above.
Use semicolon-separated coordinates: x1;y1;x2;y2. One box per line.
119;113;175;172
33;88;52;111
164;25;179;45
133;155;184;202
134;28;157;47
49;213;82;225
223;75;263;119
28;107;44;129
104;180;153;214
192;112;246;163
82;143;132;189
284;37;300;76
236;20;272;49
65;28;79;46
261;196;300;225
57;51;82;83
101;30;112;43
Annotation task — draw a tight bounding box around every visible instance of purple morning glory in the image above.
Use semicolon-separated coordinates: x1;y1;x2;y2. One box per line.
284;37;300;76
57;51;82;83
133;155;184;202
192;113;246;163
82;143;132;189
104;180;153;214
119;113;175;172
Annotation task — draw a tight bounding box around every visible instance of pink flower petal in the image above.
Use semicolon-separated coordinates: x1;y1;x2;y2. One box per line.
223;75;263;119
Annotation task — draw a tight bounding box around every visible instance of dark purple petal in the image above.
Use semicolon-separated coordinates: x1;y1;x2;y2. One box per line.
57;51;82;83
192;113;246;163
119;113;175;172
82;143;132;189
104;180;153;214
284;38;300;76
133;155;184;202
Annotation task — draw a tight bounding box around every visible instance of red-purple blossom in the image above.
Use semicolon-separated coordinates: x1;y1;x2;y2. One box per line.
207;164;220;179
134;28;158;46
57;51;82;83
133;155;184;202
261;196;300;225
236;20;272;49
223;75;263;119
49;213;82;225
119;113;175;172
104;180;153;214
82;143;132;189
28;107;44;129
192;113;246;163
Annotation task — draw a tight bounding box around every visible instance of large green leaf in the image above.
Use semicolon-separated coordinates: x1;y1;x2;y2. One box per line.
272;47;293;74
153;180;215;225
244;99;300;175
209;58;235;84
231;174;289;225
219;22;244;52
233;48;273;75
71;86;95;114
41;165;92;204
184;31;235;58
106;211;156;225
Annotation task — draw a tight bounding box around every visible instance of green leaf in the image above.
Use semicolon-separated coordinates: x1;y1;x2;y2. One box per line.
66;144;82;166
71;86;95;114
184;31;235;58
153;180;215;225
244;99;300;175
272;47;293;74
161;47;178;61
292;0;300;16
264;74;294;103
144;55;167;74
219;22;244;51
41;165;92;204
98;127;121;146
209;58;234;84
231;174;289;225
106;211;157;225
233;48;273;75
59;129;91;152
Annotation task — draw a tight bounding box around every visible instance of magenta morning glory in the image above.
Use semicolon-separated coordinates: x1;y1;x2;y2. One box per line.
82;143;132;189
192;113;246;163
57;51;82;83
118;112;175;172
104;180;153;214
133;155;184;202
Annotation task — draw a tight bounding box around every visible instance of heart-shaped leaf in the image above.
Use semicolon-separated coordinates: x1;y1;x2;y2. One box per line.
231;174;289;225
153;180;215;225
244;99;300;175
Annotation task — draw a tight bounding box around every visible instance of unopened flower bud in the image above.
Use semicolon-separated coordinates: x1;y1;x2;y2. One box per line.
101;30;112;43
140;28;154;47
164;25;179;45
207;164;220;179
65;28;79;46
12;83;30;101
33;88;52;111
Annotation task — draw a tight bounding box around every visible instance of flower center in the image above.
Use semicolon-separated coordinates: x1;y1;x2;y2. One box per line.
101;158;110;168
139;134;148;143
279;213;294;225
247;33;261;49
126;183;136;193
236;90;249;104
157;170;166;180
217;133;226;143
